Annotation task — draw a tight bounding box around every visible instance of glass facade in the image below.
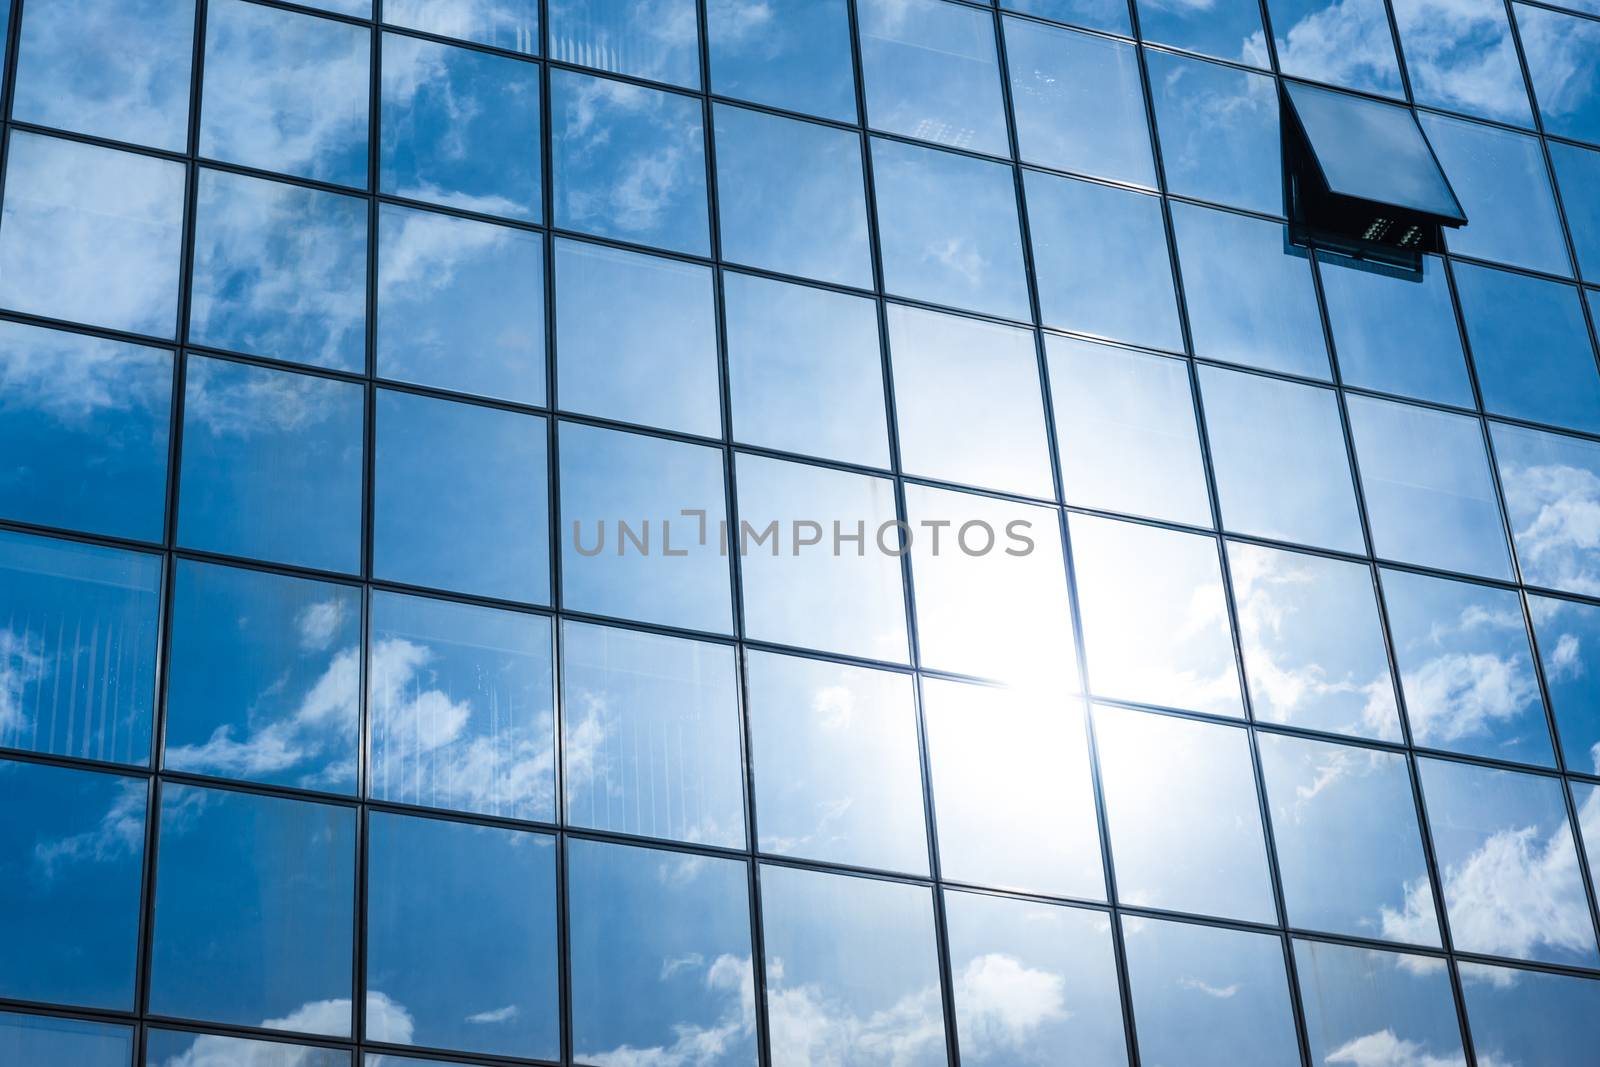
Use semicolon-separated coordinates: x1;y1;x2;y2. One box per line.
0;1;1598;1065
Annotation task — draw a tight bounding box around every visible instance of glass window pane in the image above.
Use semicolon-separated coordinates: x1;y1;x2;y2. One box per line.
376;204;546;405
189;169;367;374
200;0;370;188
384;0;540;54
943;892;1128;1066
1495;422;1600;597
0;321;171;542
1346;394;1512;580
1295;941;1466;1067
1003;0;1131;36
858;0;1008;156
0;131;184;337
165;561;361;793
373;390;550;604
1048;337;1211;527
301;0;369;14
0;760;145;1009
1137;0;1268;66
1071;515;1243;716
1095;707;1276;922
1228;542;1401;741
746;650;927;874
369;591;555;822
871;138;1031;321
0;530;160;766
562;620;745;848
1393;0;1531;126
1460;961;1600;1066
1555;142;1600;284
1419;758;1599;967
1027;172;1183;352
1530;594;1600;774
568;839;755;1067
888;304;1054;498
759;865;947;1067
148;1031;347;1067
366;812;558;1059
1267;0;1404;95
1147;52;1281;215
0;1013;132;1067
178;356;364;574
13;0;193;151
707;0;855;122
724;272;890;468
149;783;355;1034
924;678;1104;899
550;69;709;255
380;35;541;221
1382;568;1554;765
548;0;701;88
1517;3;1600;145
712;105;871;288
555;239;720;437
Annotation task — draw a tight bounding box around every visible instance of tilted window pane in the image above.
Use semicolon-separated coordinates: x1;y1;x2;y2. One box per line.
1346;394;1512;580
887;303;1054;499
1393;0;1532;126
706;0;856;122
149;1032;347;1066
1459;962;1600;1066
943;892;1128;1066
550;69;709;256
712;105;872;289
1072;515;1243;716
369;591;555;822
1517;3;1600;146
1095;707;1276;922
384;0;540;54
1147;52;1281;216
1419;758;1599;967
924;678;1104;899
1228;542;1401;741
555;239;721;437
1002;0;1132;36
0;131;184;337
376;204;547;406
165;561;361;793
366;813;559;1059
759;865;948;1067
548;0;701;89
0;760;145;1009
1529;595;1600;774
1494;422;1600;597
1259;734;1439;944
724;272;890;468
1048;337;1211;527
1136;0;1268;66
1267;0;1404;96
746;650;927;874
149;783;356;1034
858;0;1008;157
0;530;160;766
178;356;364;574
380;34;541;222
200;0;370;188
1295;941;1466;1067
871;138;1031;322
13;0;193;151
1026;171;1183;353
1578;781;1600;905
1552;141;1600;282
562;620;745;847
0;1013;132;1067
0;322;171;542
189;169;368;374
568;839;756;1067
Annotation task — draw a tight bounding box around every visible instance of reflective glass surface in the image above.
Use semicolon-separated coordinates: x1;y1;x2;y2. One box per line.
0;1013;132;1067
706;0;856;122
548;0;701;89
1295;940;1467;1066
1003;0;1132;35
858;0;1008;156
1459;961;1600;1066
1552;141;1600;282
1529;594;1600;773
1393;0;1532;126
1268;0;1405;95
1147;52;1281;216
384;0;540;54
1138;0;1268;65
1517;3;1600;146
148;1031;348;1067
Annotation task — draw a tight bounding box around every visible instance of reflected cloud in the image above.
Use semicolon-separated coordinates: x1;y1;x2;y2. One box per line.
1325;1028;1467;1067
183;357;351;439
1497;456;1600;595
1393;0;1529;124
577;953;755;1067
1273;0;1404;95
385;0;540;54
149;996;410;1067
31;778;145;879
767;959;945;1067
951;954;1068;1051
1176;977;1239;998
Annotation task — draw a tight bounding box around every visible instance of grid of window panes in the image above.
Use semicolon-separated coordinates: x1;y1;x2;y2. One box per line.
2;0;1600;1064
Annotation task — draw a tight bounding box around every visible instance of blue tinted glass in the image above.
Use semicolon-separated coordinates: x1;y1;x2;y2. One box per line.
562;620;745;847
1002;0;1131;35
301;0;369;14
385;0;540;53
0;131;184;337
706;0;856;122
1529;595;1600;773
1173;203;1330;379
366;813;558;1059
148;1031;348;1067
1552;141;1600;282
1517;3;1600;145
1346;395;1512;580
189;169;367;373
200;0;369;188
150;783;355;1033
1455;263;1600;434
0;1013;132;1067
871;138;1030;321
1027;172;1182;351
713;105;872;288
1493;422;1600;596
0;530;160;766
0;321;171;541
1295;941;1466;1067
550;69;709;255
178;356;364;574
1268;0;1404;95
165;561;360;792
858;0;1007;156
13;0;193;151
559;423;733;633
1147;52;1281;215
376;204;546;405
381;35;541;221
569;839;756;1066
0;760;144;1009
369;591;555;821
548;0;701;88
1460;962;1600;1066
1137;0;1268;65
373;390;550;604
555;240;720;436
1393;0;1532;125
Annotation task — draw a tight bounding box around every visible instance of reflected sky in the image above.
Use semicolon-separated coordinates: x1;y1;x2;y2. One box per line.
1393;0;1532;126
1003;0;1132;35
1268;0;1404;96
1295;940;1466;1067
858;0;1008;156
1552;141;1600;283
549;0;701;89
1517;3;1600;146
384;0;540;54
1138;0;1268;66
1529;595;1600;774
1459;960;1600;1066
706;0;856;122
0;1013;132;1067
1147;51;1281;216
148;1030;348;1067
1494;421;1600;597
